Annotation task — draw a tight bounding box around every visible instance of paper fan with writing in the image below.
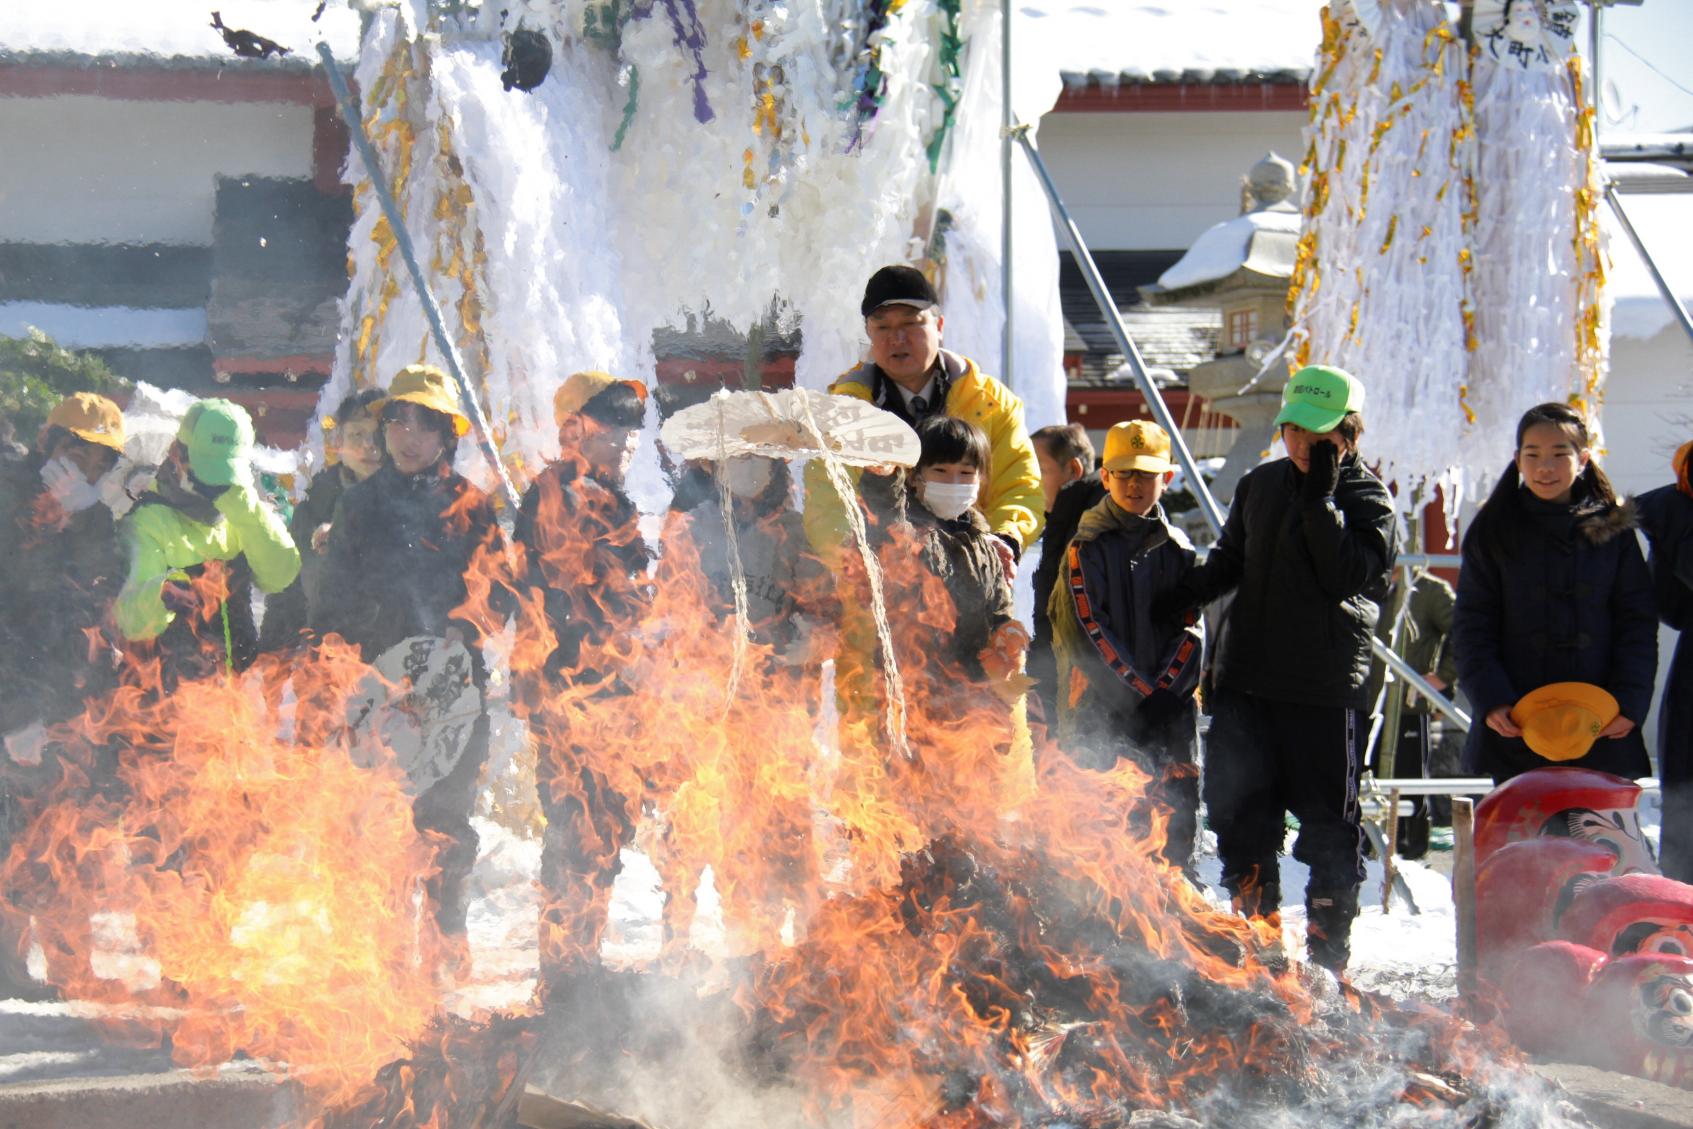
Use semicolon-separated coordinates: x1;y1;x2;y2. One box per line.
659;387;920;468
346;634;483;798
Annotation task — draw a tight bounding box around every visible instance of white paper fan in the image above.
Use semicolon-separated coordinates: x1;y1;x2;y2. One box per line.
659;387;920;469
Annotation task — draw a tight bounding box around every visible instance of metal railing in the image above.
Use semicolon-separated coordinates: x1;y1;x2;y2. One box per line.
1012;125;1472;732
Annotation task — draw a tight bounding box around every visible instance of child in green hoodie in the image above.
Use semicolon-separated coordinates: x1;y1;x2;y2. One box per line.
1047;420;1202;873
115;398;300;683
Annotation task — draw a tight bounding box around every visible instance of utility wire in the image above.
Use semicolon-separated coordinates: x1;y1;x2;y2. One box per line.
1606;33;1693;101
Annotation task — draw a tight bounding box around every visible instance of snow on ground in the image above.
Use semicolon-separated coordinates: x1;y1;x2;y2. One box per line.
1019;0;1327;85
1;0;360;62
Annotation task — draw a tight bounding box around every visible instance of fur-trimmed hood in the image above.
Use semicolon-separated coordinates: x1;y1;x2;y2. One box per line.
1575;496;1637;546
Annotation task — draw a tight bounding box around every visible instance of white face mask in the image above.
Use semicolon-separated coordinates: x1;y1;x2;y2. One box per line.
724;457;774;499
920;479;978;521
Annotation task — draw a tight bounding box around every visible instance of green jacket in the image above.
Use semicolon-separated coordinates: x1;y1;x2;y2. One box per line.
115;482;300;648
1365;568;1458;714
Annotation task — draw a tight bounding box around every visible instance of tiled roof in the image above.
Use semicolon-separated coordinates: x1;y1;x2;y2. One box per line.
1058;251;1220;383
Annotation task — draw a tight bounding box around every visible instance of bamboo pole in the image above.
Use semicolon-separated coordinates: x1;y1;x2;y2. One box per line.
1453;797;1478;1004
1382;787;1402;914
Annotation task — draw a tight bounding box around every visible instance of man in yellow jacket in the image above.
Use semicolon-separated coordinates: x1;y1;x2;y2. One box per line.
804;265;1044;567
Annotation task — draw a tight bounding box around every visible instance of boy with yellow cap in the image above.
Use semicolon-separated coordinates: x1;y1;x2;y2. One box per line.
114;397;300;683
1171;365;1398;974
0;393;132;998
1;393;130;731
1046;420;1203;875
510;370;653;992
311;366;502;949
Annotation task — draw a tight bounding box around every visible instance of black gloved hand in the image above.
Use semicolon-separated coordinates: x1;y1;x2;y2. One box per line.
1302;440;1341;501
1152;582;1198;623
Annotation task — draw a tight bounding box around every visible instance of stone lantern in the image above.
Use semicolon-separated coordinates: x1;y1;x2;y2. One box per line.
1141;152;1302;503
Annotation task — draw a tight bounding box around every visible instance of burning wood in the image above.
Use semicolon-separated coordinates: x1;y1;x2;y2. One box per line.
0;392;1600;1129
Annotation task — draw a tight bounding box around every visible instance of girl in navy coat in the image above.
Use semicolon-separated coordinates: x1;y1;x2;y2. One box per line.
1453;402;1657;783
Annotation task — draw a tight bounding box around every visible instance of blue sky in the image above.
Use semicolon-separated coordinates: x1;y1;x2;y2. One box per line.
1601;3;1693;133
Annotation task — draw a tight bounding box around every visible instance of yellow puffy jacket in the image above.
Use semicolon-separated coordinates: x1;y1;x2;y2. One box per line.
802;351;1045;560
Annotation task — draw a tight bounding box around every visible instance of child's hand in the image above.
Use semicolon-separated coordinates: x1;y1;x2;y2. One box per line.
1598;715;1637;740
1485;706;1523;738
978;621;1030;683
990;536;1017;581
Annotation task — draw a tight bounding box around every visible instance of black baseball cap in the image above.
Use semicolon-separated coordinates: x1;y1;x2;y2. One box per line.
860;265;940;318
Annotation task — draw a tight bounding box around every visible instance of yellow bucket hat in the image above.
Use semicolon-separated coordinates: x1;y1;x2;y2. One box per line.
373;365;471;436
1510;682;1620;762
46;392;126;453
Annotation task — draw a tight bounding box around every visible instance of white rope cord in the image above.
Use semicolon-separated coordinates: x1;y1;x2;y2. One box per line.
712;399;754;710
794;392;910;761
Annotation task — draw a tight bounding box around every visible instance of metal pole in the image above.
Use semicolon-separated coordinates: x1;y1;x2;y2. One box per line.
1000;0;1014;384
316;42;522;512
1606;185;1693;348
1014;125;1472;733
1589;0;1602;149
1013;127;1225;532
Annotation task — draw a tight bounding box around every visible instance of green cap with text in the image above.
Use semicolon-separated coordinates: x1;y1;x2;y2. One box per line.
1273;365;1364;434
177;398;255;487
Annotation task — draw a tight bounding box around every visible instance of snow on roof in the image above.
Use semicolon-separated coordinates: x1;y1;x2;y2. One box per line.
1155;209;1303;292
1606;191;1693;340
1018;0;1327;87
2;0;362;65
0;303;207;349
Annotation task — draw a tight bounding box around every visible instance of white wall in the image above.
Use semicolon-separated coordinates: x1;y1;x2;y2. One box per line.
1034;110;1310;251
0;96;314;245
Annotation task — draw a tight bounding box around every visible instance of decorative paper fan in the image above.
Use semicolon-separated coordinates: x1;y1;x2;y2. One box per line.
1473;0;1579;70
659;387;921;468
346;634;483;798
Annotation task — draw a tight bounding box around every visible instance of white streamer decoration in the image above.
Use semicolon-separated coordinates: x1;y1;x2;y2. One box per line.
1467;0;1608;468
312;0;1066;499
1287;0;1608;512
1288;0;1470;506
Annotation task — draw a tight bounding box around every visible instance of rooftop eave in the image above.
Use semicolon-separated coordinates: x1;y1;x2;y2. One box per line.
1054;77;1309;114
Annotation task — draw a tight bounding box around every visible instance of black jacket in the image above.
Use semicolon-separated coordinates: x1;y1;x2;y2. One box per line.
257;464;357;653
312;463;502;663
1638;483;1693;791
0;460;123;730
1032;471;1108;652
1453;485;1656;780
513;460;652;683
1185;454;1398;710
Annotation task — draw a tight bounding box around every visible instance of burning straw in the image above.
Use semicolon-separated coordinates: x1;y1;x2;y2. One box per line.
1;458;1594;1128
1;641;447;1106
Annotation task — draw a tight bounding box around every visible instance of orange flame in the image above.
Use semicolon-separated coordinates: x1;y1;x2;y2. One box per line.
2;639;447;1106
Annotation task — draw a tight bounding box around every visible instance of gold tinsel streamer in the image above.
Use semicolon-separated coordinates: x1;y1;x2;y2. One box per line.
1567;55;1609;414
